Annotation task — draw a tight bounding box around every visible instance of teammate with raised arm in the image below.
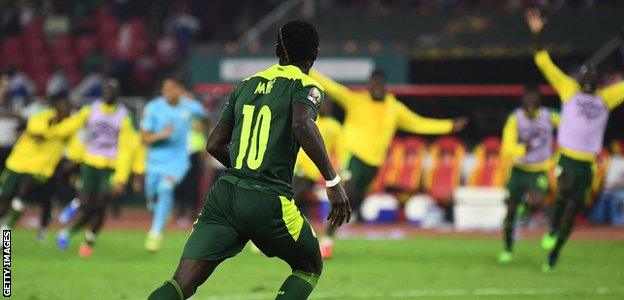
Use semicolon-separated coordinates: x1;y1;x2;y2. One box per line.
310;68;468;259
148;20;350;300
526;8;624;272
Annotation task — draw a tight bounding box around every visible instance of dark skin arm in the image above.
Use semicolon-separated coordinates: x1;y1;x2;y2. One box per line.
292;102;351;227
525;8;546;50
206;122;233;168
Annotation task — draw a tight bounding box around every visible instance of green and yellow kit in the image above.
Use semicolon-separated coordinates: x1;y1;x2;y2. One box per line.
183;64;324;262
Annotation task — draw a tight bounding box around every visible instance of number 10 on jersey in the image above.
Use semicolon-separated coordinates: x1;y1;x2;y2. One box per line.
235;105;272;170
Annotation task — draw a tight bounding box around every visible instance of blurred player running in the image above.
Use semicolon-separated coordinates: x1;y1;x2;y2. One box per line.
526;8;624;271
310;69;468;259
293;101;342;216
0;95;81;232
141;76;206;252
498;86;559;264
56;79;136;257
148;20;350;300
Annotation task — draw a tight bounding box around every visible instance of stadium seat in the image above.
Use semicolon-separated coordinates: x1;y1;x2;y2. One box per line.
66;70;82;87
76;35;100;59
32;71;52;95
424;136;465;206
2;51;25;70
22;18;44;39
56;53;79;71
98;17;120;43
25;37;48;57
2;36;22;54
27;54;53;75
51;36;73;58
372;137;427;194
467;136;504;187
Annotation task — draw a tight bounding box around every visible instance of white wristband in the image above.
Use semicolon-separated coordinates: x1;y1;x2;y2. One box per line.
325;175;341;187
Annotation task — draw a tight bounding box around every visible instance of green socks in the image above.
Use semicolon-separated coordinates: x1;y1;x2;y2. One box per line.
148;279;184;300
148;271;318;299
5;209;22;229
276;270;319;299
503;217;513;252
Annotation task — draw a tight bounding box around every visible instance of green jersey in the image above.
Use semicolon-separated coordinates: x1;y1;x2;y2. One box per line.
218;64;325;197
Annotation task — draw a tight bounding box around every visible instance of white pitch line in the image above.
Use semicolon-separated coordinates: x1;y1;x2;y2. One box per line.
197;287;624;300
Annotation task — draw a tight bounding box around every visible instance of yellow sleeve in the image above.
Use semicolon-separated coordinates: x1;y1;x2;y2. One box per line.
308;69;354;108
50;106;90;139
65;133;85;163
25;111;53;136
395;101;453;134
132;142;146;175
534;50;580;102
597;81;624;111
549;110;561;128
501;114;526;159
112;117;136;184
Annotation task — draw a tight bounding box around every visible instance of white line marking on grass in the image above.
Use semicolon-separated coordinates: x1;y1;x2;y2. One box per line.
197;287;624;300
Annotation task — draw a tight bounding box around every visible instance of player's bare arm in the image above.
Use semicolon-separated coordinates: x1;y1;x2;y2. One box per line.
525;8;547;50
205;121;233;168
292;102;351;227
141;125;173;145
452;117;469;132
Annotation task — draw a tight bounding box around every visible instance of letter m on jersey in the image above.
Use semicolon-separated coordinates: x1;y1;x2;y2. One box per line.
254;80;275;95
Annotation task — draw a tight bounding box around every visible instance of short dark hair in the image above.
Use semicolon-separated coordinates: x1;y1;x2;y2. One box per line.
104;78;120;90
277;20;319;64
49;92;68;102
163;72;186;88
370;69;387;80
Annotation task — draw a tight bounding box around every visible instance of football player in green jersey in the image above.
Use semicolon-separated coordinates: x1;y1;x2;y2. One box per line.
148;20;351;300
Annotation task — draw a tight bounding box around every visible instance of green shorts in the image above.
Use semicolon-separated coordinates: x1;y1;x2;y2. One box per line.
556;154;593;201
182;176;319;262
78;164;114;195
344;155;379;198
505;167;548;203
0;169;45;200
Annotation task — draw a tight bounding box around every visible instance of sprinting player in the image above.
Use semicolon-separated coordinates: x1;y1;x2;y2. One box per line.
498;86;559;264
310;68;468;258
148;20;351;300
57;132;89;225
0;95;80;231
141;76;206;252
56;79;136;257
526;8;624;271
293;101;342;216
59;112;146;225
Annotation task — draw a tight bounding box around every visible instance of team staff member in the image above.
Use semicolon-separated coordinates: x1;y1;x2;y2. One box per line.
0;95;81;231
56;79;136;257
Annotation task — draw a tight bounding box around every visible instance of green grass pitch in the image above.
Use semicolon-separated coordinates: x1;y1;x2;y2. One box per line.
12;229;624;299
